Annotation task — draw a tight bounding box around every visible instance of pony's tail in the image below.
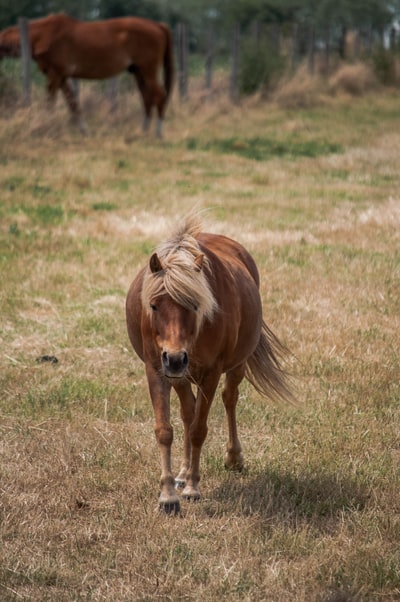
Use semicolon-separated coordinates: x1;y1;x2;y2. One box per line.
161;23;174;103
245;320;296;404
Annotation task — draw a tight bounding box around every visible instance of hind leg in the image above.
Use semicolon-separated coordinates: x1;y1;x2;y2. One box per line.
154;82;168;138
149;79;167;138
154;95;167;138
132;71;152;133
144;81;166;138
134;71;166;137
222;364;246;471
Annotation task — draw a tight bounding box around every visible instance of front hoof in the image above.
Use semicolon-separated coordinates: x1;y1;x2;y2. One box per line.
159;500;181;515
182;485;201;502
182;494;201;503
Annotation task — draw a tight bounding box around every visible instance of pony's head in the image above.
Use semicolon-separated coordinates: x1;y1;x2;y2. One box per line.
141;216;217;378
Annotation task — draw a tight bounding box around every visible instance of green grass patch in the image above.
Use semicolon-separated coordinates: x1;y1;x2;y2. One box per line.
188;136;343;161
19;377;133;422
91;201;118;211
1;175;26;191
29;204;64;225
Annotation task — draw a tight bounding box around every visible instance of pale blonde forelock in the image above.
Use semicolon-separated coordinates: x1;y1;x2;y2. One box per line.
141;216;217;332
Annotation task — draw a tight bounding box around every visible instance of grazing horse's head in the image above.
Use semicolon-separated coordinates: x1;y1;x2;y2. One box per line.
0;26;21;59
141;221;217;379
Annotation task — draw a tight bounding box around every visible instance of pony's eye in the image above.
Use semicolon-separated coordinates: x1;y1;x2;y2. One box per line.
150;303;157;311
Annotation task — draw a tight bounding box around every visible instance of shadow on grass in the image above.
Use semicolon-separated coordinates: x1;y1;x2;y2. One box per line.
204;466;369;532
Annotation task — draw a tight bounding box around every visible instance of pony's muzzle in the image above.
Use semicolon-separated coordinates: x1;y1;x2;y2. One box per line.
162;350;188;377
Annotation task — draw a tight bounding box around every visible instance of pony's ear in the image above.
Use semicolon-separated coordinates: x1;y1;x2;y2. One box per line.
149;253;163;273
194;253;204;272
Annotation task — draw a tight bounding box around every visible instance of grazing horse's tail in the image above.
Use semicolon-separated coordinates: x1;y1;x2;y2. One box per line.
245;320;296;404
160;23;174;102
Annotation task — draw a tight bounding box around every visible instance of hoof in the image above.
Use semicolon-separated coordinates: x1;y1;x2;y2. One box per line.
159;500;181;515
224;451;244;473
182;494;200;503
182;486;201;502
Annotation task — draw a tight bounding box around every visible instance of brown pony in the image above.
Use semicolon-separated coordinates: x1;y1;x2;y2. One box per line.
126;216;295;514
0;14;174;136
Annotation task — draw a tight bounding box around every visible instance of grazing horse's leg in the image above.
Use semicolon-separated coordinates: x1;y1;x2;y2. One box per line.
60;79;87;135
222;365;246;471
155;86;168;139
182;370;221;501
142;79;166;138
146;365;181;513
132;69;166;138
173;381;196;488
45;72;61;109
152;81;167;139
155;116;163;139
131;70;151;134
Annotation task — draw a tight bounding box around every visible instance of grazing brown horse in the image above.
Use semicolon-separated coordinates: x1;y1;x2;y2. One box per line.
126;216;295;514
0;14;174;136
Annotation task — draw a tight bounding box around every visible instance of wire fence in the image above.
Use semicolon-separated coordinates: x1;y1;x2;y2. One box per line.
2;17;396;109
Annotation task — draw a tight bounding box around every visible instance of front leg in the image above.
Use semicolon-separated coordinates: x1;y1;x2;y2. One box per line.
173;381;196;488
182;369;221;501
60;79;87;135
146;365;180;514
45;72;60;110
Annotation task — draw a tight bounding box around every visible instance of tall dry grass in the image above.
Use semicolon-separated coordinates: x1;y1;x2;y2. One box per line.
0;82;399;601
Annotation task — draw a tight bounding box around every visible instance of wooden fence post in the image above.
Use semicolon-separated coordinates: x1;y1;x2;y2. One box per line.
308;24;315;75
177;23;189;101
18;17;31;106
269;23;281;54
291;22;299;71
230;23;240;103
252;21;262;45
324;25;331;72
205;24;215;92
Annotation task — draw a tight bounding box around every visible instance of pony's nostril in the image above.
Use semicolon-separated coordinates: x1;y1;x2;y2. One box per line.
162;351;168;365
182;351;188;367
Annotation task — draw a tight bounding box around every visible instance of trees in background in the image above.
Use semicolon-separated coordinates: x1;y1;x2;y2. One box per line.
1;0;398;56
1;0;399;33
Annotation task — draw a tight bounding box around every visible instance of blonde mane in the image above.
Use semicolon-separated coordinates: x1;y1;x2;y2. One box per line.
141;215;218;331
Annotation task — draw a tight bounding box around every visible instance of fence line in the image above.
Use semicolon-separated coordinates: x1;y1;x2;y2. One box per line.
176;23;189;101
4;18;394;109
204;25;215;92
18;17;31;105
230;23;240;103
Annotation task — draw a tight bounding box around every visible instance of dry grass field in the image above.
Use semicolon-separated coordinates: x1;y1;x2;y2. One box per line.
0;81;399;601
